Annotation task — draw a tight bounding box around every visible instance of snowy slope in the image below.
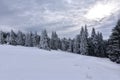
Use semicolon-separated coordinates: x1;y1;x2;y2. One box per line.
0;45;119;80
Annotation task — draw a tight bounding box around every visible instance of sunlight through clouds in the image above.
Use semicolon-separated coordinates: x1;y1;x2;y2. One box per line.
85;0;120;21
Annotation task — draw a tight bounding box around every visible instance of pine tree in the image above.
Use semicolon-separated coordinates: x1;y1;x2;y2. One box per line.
80;27;88;55
25;32;33;47
32;32;40;47
50;31;59;50
103;40;108;57
9;30;17;45
73;35;80;53
39;30;50;50
91;28;99;56
61;38;68;51
57;38;62;49
88;37;94;56
107;20;120;63
0;31;5;44
6;33;10;44
97;32;105;57
67;38;73;52
85;25;88;38
16;31;25;46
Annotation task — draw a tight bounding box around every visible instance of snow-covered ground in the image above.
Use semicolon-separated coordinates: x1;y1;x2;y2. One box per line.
0;45;119;80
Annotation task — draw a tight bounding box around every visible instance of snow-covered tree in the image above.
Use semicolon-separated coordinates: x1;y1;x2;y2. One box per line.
16;31;25;46
39;30;50;50
85;25;88;38
32;32;40;47
61;38;68;51
25;32;33;47
57;38;62;49
50;31;59;50
88;28;106;57
88;37;94;56
0;31;5;44
9;30;17;45
91;28;99;56
5;32;10;44
0;27;111;62
107;20;120;63
73;35;80;53
67;38;73;52
97;32;105;57
80;27;88;55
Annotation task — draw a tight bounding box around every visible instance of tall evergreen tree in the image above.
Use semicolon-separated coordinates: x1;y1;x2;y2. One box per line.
25;32;33;47
61;38;68;51
91;28;99;56
16;31;25;46
9;30;17;45
88;37;94;56
85;25;88;38
67;38;73;52
39;30;50;50
107;20;120;63
50;31;59;50
32;32;40;47
6;33;10;44
73;35;80;53
80;27;88;55
57;38;62;49
97;32;105;57
0;31;5;44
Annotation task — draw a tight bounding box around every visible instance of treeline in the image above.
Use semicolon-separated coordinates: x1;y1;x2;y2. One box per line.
0;21;120;64
0;26;107;57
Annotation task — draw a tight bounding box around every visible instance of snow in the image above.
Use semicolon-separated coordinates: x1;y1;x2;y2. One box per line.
0;45;119;80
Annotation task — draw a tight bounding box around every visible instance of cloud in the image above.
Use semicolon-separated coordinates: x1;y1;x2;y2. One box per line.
0;0;120;39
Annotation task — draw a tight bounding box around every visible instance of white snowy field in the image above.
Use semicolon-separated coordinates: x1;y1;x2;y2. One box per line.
0;45;119;80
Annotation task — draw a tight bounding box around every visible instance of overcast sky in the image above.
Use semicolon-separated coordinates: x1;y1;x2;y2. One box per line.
0;0;120;39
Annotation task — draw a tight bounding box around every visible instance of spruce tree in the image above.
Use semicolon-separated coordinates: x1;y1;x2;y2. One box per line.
61;38;68;51
88;37;94;56
107;20;120;63
80;27;88;55
39;30;50;50
9;30;17;45
32;32;40;47
0;31;5;44
91;28;99;56
67;39;73;52
97;32;105;57
50;31;59;50
16;31;25;46
6;33;10;44
57;38;62;49
25;32;33;47
73;35;80;53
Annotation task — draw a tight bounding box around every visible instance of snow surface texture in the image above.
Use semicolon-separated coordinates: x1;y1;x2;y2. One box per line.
0;45;119;80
